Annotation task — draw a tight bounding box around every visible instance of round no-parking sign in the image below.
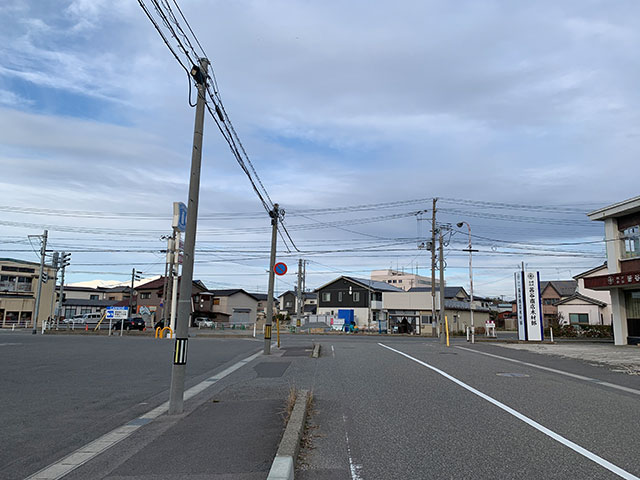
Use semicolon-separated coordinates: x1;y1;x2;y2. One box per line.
274;262;287;275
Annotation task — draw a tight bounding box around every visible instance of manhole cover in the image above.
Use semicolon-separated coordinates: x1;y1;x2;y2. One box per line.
496;372;530;378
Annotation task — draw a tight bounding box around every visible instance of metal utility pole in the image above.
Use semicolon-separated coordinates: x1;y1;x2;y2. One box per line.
431;198;437;337
439;228;446;344
168;57;209;415
32;229;48;334
296;258;303;331
264;204;279;355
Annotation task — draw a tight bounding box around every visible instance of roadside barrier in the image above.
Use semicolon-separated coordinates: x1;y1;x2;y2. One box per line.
155;326;173;339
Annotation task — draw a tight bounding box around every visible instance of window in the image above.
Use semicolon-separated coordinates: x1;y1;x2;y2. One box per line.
622;226;640;259
544;298;559;305
285;301;292;307
108;296;115;300
140;292;151;300
322;292;331;302
89;294;99;300
213;298;220;305
353;292;360;302
569;313;589;325
338;292;343;302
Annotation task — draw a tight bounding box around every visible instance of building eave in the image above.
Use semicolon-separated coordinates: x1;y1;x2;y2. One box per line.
587;195;640;221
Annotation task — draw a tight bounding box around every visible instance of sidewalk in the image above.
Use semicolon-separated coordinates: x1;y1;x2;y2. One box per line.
498;342;640;375
55;342;318;480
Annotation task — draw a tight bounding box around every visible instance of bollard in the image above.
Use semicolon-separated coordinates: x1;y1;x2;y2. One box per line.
550;326;554;343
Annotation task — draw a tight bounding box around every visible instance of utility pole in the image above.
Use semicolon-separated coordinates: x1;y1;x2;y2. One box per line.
439;227;446;344
32;229;48;334
296;258;303;331
56;252;70;330
47;251;59;333
170;231;180;333
160;235;173;326
168;57;209;415
125;268;141;336
264;203;279;355
431;198;437;337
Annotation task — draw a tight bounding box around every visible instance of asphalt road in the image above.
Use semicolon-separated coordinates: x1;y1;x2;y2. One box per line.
297;336;640;480
0;330;262;479
3;331;639;479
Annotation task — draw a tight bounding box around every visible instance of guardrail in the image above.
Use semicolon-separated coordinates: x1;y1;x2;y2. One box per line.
155;326;173;339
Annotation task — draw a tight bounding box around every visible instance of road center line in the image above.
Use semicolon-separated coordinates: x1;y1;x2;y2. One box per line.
26;349;263;480
456;346;640;396
379;343;639;480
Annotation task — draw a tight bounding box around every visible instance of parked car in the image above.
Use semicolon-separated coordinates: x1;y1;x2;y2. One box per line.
195;317;214;328
112;316;146;331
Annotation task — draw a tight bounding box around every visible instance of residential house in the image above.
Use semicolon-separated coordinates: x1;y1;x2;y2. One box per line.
0;258;56;328
194;289;259;324
406;286;469;301
135;276;207;322
556;264;612;327
370;269;437;291
315;276;403;328
539;280;577;326
383;289;490;334
59;286;120;319
278;289;317;317
585;196;640;345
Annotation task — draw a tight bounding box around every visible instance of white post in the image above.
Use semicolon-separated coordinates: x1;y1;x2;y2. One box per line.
170;270;179;333
550;326;554;343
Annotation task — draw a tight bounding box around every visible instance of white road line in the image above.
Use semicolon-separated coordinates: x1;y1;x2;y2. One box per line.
456;346;640;396
26;350;263;480
343;414;363;480
379;343;640;480
331;345;335;357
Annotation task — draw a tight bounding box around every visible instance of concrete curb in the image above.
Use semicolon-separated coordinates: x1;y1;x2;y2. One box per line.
311;343;320;358
267;389;309;480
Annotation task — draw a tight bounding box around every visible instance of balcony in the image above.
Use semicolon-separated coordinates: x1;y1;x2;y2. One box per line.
0;281;33;293
370;300;383;310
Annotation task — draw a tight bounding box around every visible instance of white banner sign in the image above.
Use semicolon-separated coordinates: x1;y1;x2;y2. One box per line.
514;271;526;340
523;271;543;341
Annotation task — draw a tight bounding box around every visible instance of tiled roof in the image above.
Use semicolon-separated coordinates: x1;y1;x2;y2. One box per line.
344;276;404;292
541;280;577;297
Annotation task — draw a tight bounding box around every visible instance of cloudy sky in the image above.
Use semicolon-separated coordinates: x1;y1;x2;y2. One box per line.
1;0;638;297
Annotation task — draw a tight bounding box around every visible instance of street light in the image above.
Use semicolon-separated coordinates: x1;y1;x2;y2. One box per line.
457;221;476;343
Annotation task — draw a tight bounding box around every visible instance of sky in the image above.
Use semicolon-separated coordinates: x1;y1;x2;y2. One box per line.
1;0;639;298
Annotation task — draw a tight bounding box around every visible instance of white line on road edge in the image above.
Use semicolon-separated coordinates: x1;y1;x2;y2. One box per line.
343;414;363;480
379;343;640;480
456;346;640;397
26;350;263;480
331;345;335;357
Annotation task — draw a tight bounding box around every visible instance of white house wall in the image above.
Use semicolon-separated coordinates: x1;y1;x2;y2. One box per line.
557;302;605;326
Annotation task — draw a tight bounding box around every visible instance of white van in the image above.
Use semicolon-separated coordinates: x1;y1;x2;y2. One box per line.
66;312;102;324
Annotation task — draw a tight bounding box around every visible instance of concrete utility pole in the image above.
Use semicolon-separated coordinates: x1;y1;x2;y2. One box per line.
32;229;48;334
169;57;209;415
264;204;279;355
431;198;437;337
125;268;141;336
160;235;173;326
47;252;59;333
457;221;477;344
439;227;446;344
169;231;181;333
55;252;70;330
296;258;303;331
